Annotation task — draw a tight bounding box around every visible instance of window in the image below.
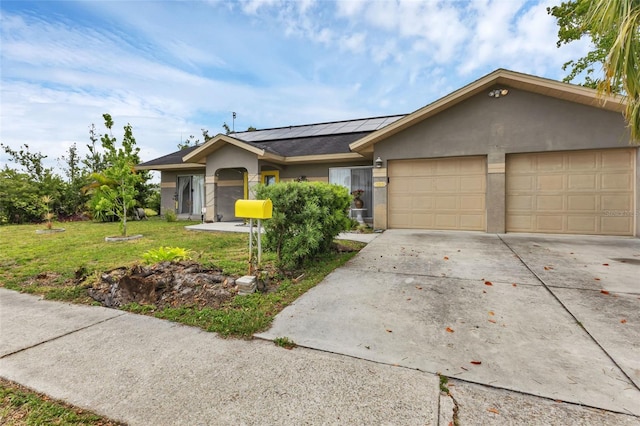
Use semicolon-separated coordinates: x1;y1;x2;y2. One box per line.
261;170;279;186
329;166;373;213
176;175;204;215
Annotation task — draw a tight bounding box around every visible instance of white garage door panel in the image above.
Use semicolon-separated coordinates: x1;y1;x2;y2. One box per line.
506;149;634;235
388;157;486;230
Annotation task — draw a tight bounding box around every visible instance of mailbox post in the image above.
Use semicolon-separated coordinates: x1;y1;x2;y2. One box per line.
234;199;272;274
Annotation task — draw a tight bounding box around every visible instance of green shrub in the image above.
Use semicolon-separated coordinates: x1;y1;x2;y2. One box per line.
255;181;351;270
0;168;51;224
144;208;158;217
145;186;161;213
142;246;192;264
165;210;177;222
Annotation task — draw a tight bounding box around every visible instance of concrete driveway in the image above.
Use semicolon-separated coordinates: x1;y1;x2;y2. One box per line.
257;230;640;417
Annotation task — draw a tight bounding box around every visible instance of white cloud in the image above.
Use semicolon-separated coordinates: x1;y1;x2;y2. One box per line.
458;0;590;77
335;0;366;17
339;32;366;53
241;0;281;15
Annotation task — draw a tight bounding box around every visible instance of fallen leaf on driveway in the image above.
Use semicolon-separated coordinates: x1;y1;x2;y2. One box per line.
544;266;553;270
621;319;627;324
594;278;601;281
602;263;609;266
415;286;422;290
407;298;412;301
512;283;517;287
446;327;454;333
487;408;500;415
386;329;393;333
488;319;496;323
488;311;495;316
600;290;610;295
470;360;482;365
484;281;493;286
444;256;449;260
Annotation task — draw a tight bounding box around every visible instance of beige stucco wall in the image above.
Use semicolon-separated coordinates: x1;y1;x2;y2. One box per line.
373;87;638;235
273;161;371;182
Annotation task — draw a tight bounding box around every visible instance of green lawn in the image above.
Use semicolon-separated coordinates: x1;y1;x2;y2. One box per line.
0;219;362;336
0;219;249;299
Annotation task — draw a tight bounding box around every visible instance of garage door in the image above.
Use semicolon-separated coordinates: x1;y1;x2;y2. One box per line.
506;149;634;235
388;157;486;230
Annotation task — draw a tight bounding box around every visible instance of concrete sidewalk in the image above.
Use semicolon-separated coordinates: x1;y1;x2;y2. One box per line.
0;289;438;425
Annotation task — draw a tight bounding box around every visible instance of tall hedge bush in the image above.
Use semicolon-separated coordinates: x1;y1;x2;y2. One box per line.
255;181;351;270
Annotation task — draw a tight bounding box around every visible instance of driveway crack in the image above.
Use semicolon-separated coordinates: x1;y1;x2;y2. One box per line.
439;374;460;426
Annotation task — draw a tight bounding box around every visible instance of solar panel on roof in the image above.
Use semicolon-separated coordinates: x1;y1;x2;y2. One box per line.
290;127;315;138
379;116;402;128
232;115;406;143
308;128;322;136
340;124;363;132
267;129;291;138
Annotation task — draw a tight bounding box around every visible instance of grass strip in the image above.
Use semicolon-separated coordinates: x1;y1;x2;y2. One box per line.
0;378;124;426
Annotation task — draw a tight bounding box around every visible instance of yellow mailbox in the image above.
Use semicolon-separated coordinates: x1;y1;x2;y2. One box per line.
235;200;272;275
235;199;272;219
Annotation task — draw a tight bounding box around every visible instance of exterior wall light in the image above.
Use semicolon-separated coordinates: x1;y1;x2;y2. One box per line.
375;157;383;168
488;89;509;98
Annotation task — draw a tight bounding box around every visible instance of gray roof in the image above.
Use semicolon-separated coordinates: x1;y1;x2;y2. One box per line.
139;114;405;167
138;145;201;168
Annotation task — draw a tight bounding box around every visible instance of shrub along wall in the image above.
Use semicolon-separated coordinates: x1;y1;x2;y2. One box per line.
255;181;351;270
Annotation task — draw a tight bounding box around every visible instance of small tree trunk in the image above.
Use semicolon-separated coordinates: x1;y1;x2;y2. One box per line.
123;206;127;236
121;180;127;236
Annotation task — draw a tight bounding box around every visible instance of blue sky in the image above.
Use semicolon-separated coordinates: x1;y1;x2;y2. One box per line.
0;0;590;173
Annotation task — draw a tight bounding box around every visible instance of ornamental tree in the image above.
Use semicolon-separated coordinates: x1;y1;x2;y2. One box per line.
88;114;142;236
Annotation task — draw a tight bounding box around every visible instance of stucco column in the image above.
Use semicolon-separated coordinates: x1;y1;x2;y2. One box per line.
247;173;260;200
486;152;506;233
373;165;388;230
205;175;216;222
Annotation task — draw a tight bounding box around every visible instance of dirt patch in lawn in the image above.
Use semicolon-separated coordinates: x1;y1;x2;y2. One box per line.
23;241;359;311
88;261;241;309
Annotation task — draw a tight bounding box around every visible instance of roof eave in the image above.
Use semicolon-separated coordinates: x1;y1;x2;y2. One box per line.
135;163;205;171
281;152;367;164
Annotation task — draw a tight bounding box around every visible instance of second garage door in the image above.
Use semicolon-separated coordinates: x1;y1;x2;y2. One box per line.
506;149;634;235
388;157;486;230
